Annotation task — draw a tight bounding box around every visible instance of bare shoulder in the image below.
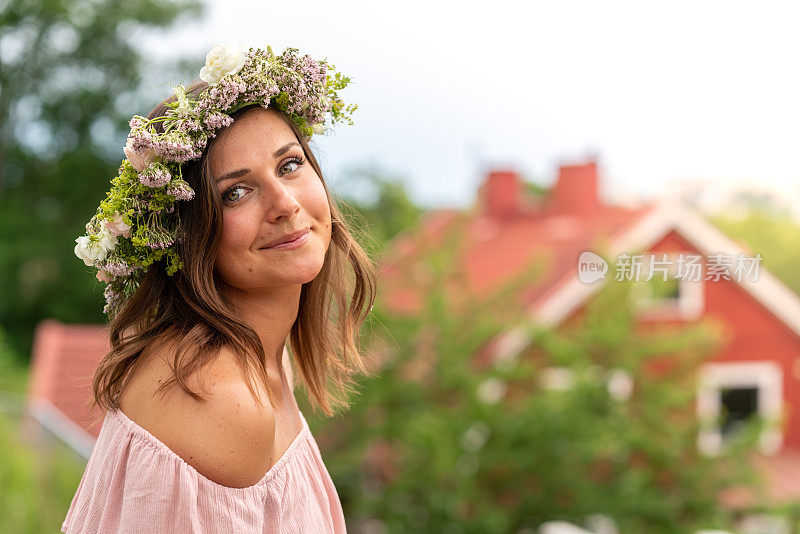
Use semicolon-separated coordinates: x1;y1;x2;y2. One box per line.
119;342;277;488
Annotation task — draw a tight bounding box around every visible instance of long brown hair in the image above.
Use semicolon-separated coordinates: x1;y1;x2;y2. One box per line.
90;81;377;418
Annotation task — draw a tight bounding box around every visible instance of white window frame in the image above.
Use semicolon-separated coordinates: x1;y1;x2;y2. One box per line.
629;252;704;321
696;361;783;457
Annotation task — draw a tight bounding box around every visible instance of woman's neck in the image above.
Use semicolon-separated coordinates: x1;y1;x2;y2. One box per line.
224;283;303;373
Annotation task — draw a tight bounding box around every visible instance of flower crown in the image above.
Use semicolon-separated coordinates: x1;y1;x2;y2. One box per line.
74;43;356;317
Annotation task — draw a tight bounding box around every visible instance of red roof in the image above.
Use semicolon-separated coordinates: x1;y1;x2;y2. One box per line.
27;319;109;441
379;161;651;313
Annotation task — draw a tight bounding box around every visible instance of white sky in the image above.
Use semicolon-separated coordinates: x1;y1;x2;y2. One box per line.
141;0;800;209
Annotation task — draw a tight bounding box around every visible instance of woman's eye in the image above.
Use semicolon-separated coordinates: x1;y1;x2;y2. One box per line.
279;157;304;175
222;185;248;203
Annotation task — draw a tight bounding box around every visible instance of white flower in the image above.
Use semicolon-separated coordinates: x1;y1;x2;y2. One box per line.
199;42;246;85
124;138;156;172
172;84;190;113
74;236;94;266
477;378;506;404
312;123;326;135
103;213;132;238
74;235;111;266
98;228;118;253
606;369;633;401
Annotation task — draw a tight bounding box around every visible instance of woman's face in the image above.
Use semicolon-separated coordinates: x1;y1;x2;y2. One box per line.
208;107;332;295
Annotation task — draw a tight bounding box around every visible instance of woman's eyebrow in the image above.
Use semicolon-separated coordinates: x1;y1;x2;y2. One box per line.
273;141;300;158
215;142;301;183
215;168;250;183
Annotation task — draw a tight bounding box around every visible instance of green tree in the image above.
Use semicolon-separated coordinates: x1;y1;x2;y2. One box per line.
0;0;202;360
311;219;761;533
331;163;424;258
710;212;800;296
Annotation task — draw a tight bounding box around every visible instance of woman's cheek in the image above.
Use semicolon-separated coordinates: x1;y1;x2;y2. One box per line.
309;179;331;226
221;213;253;248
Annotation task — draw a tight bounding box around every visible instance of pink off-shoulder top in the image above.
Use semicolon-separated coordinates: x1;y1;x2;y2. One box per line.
61;406;347;533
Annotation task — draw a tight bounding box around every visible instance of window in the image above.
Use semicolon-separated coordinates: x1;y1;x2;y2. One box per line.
630;252;704;320
720;386;759;437
697;362;782;456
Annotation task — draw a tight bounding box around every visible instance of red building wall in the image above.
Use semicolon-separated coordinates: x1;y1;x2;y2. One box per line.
563;229;800;451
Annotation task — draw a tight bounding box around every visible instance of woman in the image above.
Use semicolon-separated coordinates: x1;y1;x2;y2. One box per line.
64;43;376;533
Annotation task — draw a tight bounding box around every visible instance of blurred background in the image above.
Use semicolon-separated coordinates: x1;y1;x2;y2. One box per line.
3;0;800;532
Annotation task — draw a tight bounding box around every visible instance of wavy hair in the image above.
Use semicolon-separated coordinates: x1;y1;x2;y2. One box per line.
90;81;377;419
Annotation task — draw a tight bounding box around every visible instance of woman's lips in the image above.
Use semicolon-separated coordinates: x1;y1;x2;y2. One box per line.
261;229;310;250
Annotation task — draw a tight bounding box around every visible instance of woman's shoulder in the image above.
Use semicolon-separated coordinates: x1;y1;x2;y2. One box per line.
118;340;278;488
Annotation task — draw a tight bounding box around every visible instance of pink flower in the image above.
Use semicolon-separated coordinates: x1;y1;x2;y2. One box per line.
139;166;171;188
124;138;157;172
96;270;113;283
103;213;132;238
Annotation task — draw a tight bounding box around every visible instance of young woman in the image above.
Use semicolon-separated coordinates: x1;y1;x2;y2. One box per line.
65;43;376;533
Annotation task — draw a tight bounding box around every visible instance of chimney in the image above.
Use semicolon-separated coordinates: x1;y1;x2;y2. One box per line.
550;161;601;215
479;170;522;218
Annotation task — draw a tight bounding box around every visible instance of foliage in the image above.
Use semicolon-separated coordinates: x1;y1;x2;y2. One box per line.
0;327;28;394
0;411;86;533
0;0;202;360
0;325;84;533
331;163;425;259
309;223;762;533
710;211;800;296
524;177;548;199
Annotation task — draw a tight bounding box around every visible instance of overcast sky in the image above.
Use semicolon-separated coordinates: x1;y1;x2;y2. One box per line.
140;0;800;209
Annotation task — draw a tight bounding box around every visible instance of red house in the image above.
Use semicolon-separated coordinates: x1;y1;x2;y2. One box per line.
378;160;800;505
25;321;109;459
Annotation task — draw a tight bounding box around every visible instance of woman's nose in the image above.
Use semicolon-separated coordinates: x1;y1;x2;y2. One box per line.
263;179;301;222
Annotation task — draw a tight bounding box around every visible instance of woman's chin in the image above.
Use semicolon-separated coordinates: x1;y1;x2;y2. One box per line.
261;263;325;286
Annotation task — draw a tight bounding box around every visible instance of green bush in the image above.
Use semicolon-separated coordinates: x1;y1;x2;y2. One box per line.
0;411;86;533
0;326;85;533
310;221;762;533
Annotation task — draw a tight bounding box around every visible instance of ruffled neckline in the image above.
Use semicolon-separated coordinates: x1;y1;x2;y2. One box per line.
110;406;310;492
